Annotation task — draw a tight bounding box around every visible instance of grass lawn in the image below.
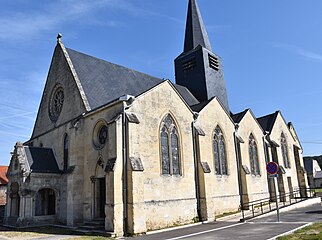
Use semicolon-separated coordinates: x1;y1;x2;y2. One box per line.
278;223;322;240
0;226;113;240
70;237;112;240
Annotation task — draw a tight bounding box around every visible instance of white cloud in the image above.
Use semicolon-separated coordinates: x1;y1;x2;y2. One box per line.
0;0;133;41
273;43;322;62
0;0;187;42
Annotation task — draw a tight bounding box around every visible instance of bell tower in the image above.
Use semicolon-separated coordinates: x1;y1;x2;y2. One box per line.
175;0;229;111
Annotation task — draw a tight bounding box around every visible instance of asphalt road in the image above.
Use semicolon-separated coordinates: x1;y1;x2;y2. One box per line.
124;203;322;240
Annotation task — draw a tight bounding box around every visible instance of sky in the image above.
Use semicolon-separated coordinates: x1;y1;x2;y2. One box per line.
1;0;322;165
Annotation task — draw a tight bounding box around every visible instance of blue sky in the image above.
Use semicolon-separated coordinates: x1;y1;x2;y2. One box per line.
1;0;322;165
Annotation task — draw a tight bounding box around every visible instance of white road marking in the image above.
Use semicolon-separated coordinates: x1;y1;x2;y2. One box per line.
248;221;310;224
164;222;245;240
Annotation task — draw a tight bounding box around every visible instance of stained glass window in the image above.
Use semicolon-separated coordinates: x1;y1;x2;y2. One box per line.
160;115;181;175
161;128;170;174
249;134;260;176
49;85;64;122
213;126;227;175
98;125;108;145
281;133;290;168
63;134;69;171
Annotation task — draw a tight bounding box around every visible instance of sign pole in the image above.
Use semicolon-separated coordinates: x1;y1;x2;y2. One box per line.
266;162;280;222
273;175;280;222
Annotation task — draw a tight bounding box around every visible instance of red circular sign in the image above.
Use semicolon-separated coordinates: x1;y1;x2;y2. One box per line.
266;162;279;175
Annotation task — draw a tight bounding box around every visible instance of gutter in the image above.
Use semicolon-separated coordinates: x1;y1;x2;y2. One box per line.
191;112;202;221
120;95;135;236
233;124;244;213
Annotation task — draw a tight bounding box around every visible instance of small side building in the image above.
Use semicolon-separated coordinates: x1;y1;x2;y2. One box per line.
0;166;8;221
304;159;321;188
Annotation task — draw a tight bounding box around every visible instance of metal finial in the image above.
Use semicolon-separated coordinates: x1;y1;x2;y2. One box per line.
57;33;62;41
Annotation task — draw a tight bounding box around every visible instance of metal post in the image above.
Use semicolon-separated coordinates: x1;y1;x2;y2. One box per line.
273;176;280;222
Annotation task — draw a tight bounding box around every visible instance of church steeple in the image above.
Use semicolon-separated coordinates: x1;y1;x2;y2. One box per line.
174;0;230;111
184;0;212;52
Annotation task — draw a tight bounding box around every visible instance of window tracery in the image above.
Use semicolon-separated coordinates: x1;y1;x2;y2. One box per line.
160;114;181;175
213;126;227;175
49;85;64;122
249;133;260;175
281;133;290;168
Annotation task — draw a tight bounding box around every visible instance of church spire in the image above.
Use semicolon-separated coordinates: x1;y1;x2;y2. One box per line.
184;0;212;53
175;0;230;112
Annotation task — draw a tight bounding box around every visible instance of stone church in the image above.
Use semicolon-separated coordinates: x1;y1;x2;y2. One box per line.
5;0;307;236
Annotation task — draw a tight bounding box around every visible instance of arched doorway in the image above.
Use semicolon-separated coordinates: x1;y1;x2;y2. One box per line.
35;188;56;216
92;158;106;219
9;182;20;217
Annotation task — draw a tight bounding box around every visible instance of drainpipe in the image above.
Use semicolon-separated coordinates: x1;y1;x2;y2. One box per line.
119;95;135;236
262;132;272;200
191;112;202;222
233;124;243;212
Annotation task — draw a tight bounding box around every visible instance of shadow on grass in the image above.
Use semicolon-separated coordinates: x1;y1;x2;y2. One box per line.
0;225;113;239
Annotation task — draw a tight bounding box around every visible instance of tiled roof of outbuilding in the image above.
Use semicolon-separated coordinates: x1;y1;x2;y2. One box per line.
0;166;8;185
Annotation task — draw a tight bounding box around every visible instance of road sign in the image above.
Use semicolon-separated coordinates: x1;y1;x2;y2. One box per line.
266;162;279;175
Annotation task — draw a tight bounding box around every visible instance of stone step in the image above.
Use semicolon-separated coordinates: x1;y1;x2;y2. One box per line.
76;229;116;237
83;220;105;226
80;224;104;230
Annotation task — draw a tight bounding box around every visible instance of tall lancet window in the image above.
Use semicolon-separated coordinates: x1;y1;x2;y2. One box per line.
249;133;260;176
63;134;69;171
160;114;181;175
213;126;228;175
281;133;290;168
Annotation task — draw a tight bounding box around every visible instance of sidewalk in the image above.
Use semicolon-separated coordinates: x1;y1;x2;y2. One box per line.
216;197;321;222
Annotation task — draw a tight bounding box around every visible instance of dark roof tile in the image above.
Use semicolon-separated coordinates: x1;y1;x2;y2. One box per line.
24;147;60;174
66;48;199;109
257;111;279;133
231;109;248;123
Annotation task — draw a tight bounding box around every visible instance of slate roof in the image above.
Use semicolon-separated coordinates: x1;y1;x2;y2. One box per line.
173;84;199;106
190;99;212;112
24;147;60;174
231;109;248;123
314;171;322;179
257;111;279;133
66;48;199;109
304;159;313;175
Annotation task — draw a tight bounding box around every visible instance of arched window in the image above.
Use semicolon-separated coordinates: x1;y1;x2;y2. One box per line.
160;114;181;175
213;126;227;175
281;133;290;168
63;134;69;171
249;133;260;175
